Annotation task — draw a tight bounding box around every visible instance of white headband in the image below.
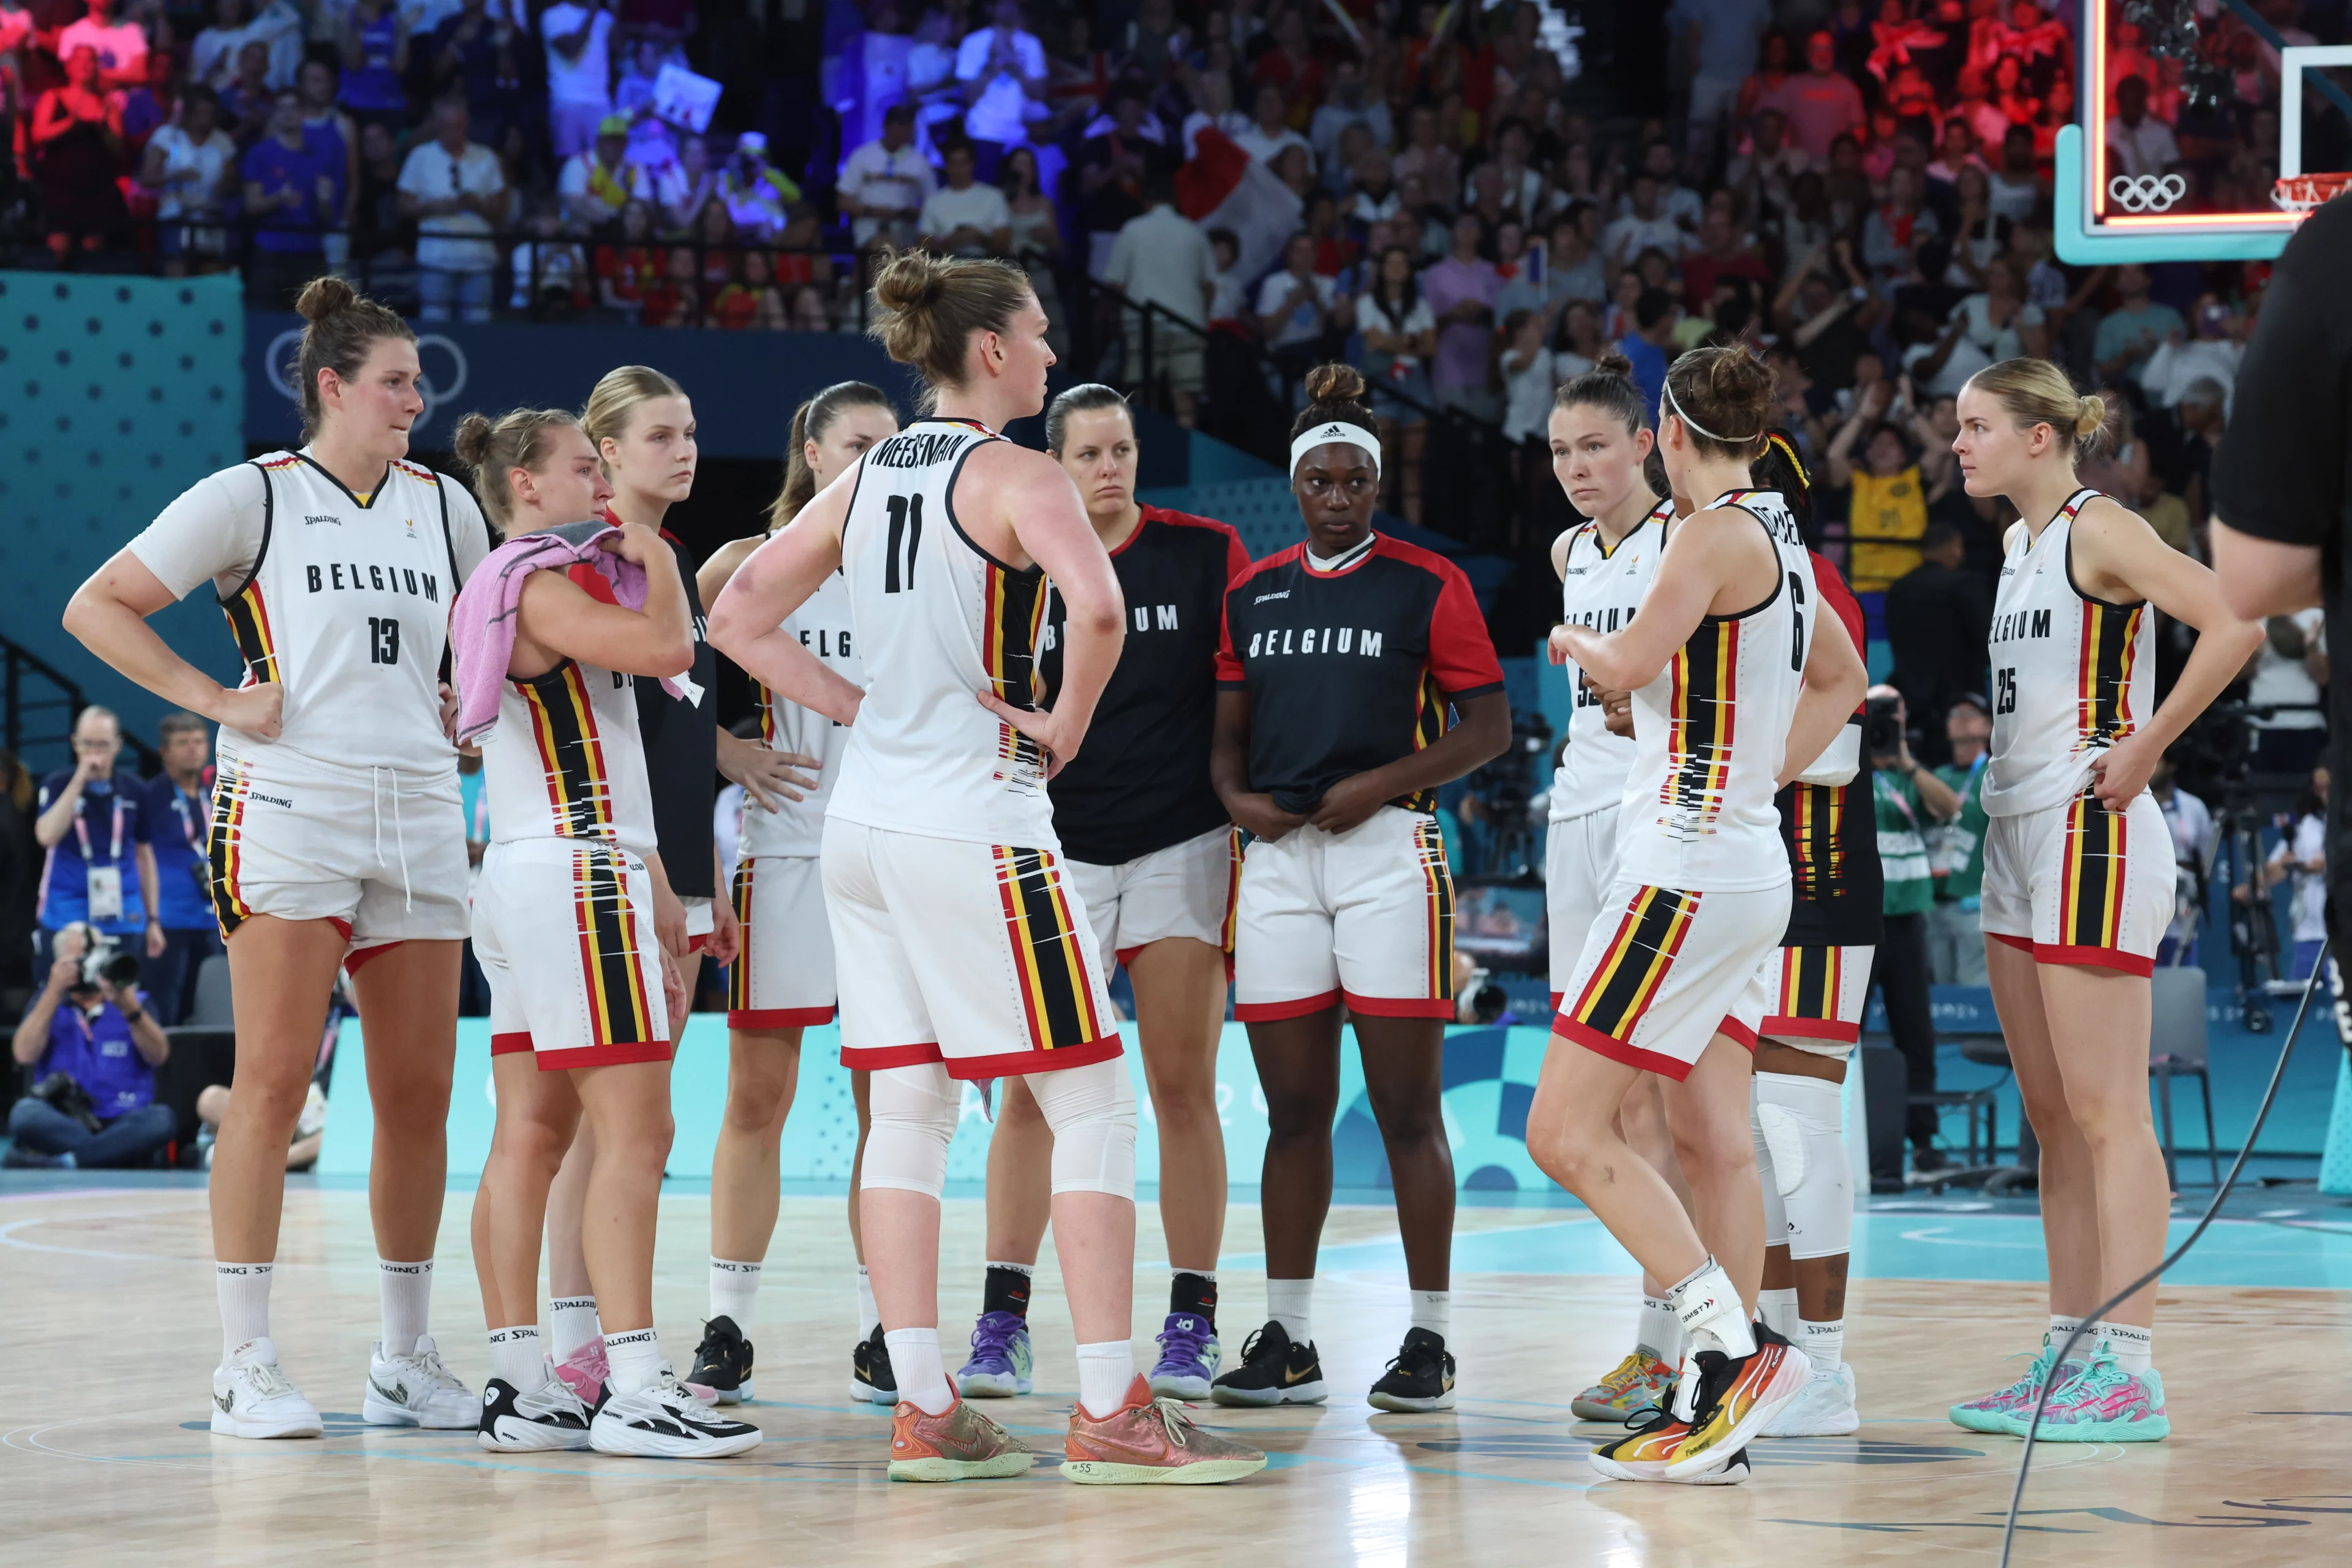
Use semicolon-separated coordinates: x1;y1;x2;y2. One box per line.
1291;420;1382;480
1661;380;1761;447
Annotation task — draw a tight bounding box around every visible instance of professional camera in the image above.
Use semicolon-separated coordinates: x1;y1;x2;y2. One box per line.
1455;961;1510;1025
1862;690;1905;760
61;922;140;992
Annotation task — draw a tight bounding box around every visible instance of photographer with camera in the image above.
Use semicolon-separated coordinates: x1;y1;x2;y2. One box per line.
7;922;173;1168
1864;685;1962;1175
32;706;164;973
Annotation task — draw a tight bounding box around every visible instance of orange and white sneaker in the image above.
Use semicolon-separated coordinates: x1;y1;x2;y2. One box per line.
887;1396;1036;1482
1660;1326;1809;1482
1586;1406;1689;1482
1062;1376;1270;1485
1571;1349;1677;1422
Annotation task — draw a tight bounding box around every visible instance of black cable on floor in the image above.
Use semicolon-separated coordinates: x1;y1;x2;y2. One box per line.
1996;940;2328;1567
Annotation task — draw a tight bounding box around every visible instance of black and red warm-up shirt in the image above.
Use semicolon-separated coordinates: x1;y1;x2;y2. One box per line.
1777;549;1883;948
1041;506;1252;865
1215;533;1505;815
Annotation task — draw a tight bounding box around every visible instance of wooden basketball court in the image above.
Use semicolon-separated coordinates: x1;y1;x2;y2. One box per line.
5;1183;2348;1565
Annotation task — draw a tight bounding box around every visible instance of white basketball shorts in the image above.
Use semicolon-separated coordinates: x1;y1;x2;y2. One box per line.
1553;878;1791;1080
726;854;836;1029
1758;943;1877;1057
1065;824;1241;973
1233;805;1455;1022
821;818;1121;1079
1981;787;2171;976
475;837;671;1070
1546;804;1625;1008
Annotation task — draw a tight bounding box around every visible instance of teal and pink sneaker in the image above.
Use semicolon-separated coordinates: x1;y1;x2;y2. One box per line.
2024;1348;2169;1442
1949;1337;2063;1434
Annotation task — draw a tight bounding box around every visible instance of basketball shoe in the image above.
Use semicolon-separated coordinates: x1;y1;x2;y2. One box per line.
1367;1326;1456;1412
1948;1336;2064;1434
589;1368;764;1458
553;1338;610;1405
211;1338;323;1439
1763;1362;1859;1437
851;1326;897;1404
1589;1327;1807;1483
1148;1313;1221;1400
478;1376;594;1451
2024;1348;2169;1442
1063;1376;1270;1484
362;1335;477;1428
1208;1321;1327;1406
685;1315;754;1405
1571;1349;1676;1422
954;1310;1034;1396
887;1396;1036;1480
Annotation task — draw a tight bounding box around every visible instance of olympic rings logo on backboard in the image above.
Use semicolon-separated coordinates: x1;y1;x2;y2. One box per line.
2106;174;2187;213
265;327;471;439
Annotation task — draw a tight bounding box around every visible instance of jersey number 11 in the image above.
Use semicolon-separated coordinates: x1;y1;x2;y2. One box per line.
884;494;924;594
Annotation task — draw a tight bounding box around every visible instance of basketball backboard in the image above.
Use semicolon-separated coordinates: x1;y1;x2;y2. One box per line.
2058;0;2351;263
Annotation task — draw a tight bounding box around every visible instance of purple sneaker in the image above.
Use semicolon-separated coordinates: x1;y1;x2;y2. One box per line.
954;1311;1034;1397
1147;1314;1222;1400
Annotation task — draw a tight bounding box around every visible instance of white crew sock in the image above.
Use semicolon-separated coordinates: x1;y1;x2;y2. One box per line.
551;1297;600;1362
1637;1294;1684;1365
2047;1314;2085;1355
379;1258;432;1352
216;1262;273;1359
488;1325;545;1390
1076;1340;1137;1419
1758;1286;1800;1340
1409;1290;1450;1341
1667;1256;1756;1359
856;1266;880;1338
2090;1320;2153;1376
1266;1278;1314;1346
1799;1318;1844;1371
603;1329;663;1396
709;1257;762;1325
884;1328;955;1415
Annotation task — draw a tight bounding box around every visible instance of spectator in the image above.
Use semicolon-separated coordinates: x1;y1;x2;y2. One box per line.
1423;210;1504;421
1254;229;1346;379
2139;293;2244;415
194;0;300;93
1679;205;1769;311
32;707;159;976
32;46;128;260
296;58;360;236
1827;386;1931;591
717;132;800;244
1074;86;1174;255
1601;172;1687;271
2092;263;2187;389
241;86;341;307
2078;390;2192;553
1355;243;1436;521
2152;750;2215;968
557;111;636;229
119;47;179;151
1863;685;1962;1177
1616;287;1676;418
58;0;147;89
350;118;415;295
1671;0;1772;150
1102;172;1214;424
1234;80;1309;168
1310;54;1389;171
540;0;615;158
1985;123;2041;222
1392;102;1459;209
141;83;238;273
1543;204;1607;307
220;39;274;138
956;0;1048;162
1883;521;1993;733
2105;73;2178;179
136;712;217;1028
999;140;1061;321
339;0;409;124
593;195;660;315
1927;693;1991;984
840;99;935;251
1626;137;1705;230
7;924;174;1170
2144;374;2228;532
1725;105;1809;214
1761;29;1867;160
1499;305;1555;513
426;0;517;137
2246;608;2328;774
397;90;510;323
709;244;786;329
918;140;1012;257
1862;165;1939;284
2263;765;2331;979
510;194;590;311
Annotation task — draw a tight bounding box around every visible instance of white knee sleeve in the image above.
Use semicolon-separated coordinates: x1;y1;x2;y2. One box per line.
1751;1090;1790;1248
861;1062;960;1198
1024;1057;1137;1199
1752;1071;1850;1261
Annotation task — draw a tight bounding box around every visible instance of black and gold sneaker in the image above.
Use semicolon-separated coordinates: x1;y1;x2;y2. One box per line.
1368;1326;1457;1412
685;1314;754;1405
852;1325;898;1404
1208;1321;1328;1407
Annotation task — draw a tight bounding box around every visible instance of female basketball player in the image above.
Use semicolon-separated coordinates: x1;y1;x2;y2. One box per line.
64;279;489;1438
688;380;901;1405
1946;360;2261;1443
1526;345;1868;1483
708;249;1264;1484
952;385;1249;1403
450;407;760;1458
1207;363;1510;1415
1543;356;1700;1425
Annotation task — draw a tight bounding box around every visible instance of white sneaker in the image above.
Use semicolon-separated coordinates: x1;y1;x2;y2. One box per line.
589;1368;764;1458
363;1335;478;1428
211;1338;323;1439
295;1082;329;1140
478;1376;595;1451
1763;1363;1860;1437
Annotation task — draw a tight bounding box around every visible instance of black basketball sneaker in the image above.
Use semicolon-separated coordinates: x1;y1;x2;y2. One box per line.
1208;1321;1328;1406
686;1315;755;1405
852;1325;897;1404
1368;1326;1457;1412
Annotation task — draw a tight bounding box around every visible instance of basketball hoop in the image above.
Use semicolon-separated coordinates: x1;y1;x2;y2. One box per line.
2272;172;2352;211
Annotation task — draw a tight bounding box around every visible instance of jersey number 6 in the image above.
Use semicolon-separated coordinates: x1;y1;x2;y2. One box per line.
1787;572;1807;672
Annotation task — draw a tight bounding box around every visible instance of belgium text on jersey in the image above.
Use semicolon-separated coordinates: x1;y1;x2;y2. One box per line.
1245;626;1384;658
303;562;444;601
1990;608;2054;644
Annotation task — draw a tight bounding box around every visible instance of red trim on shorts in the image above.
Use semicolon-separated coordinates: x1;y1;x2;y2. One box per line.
1758;1015;1858;1043
840;1042;948;1071
343;938;395;977
841;1033;1125;1079
2032;941;2154;976
1718;1016;1758;1050
534;1041;676;1071
1342;991;1456;1019
328;917;354;942
1988;932;2035;953
1235;989;1343;1022
1115;944;1143;970
1550;990;1564;1012
491;1031;533;1056
728;1006;836;1029
1554;1016;1696;1083
687;934;709;954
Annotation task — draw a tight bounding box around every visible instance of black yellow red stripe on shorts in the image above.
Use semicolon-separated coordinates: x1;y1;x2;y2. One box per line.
206;761;255;938
2055;786;2133;965
572;843;656;1049
1562;886;1698;1048
993;846;1109;1054
1767;945;1855;1042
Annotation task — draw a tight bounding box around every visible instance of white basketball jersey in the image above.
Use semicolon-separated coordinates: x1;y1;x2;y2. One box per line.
740;567;862;859
1983;488;2155;818
224;452;466;773
826;418;1058;849
1618;490;1815;893
480;655;658;854
1550;499;1670;823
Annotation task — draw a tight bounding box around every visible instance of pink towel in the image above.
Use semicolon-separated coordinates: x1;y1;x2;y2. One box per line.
450;519;691;746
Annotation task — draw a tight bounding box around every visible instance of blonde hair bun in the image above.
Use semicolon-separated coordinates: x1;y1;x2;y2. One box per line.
2073;394;2107;442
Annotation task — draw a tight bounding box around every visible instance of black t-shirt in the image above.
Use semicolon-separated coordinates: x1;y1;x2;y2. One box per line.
1216;533;1506;815
630;529;717;899
1040;507;1251;866
2211;197;2352;922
